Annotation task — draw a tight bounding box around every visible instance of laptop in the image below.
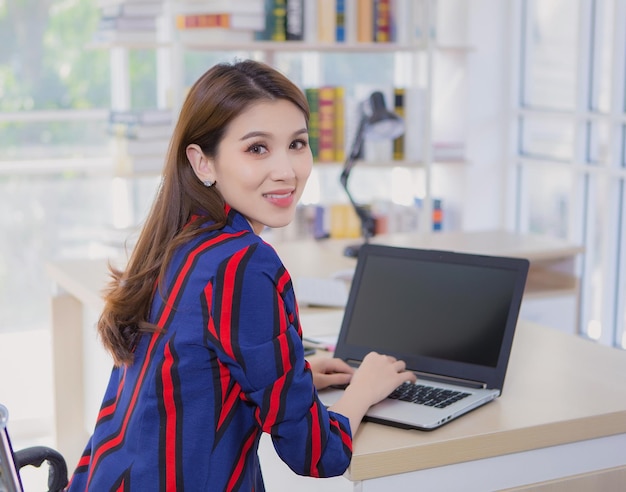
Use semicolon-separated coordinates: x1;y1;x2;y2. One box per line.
317;243;529;430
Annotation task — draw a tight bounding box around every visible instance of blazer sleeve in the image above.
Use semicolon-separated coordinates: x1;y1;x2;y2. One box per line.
203;242;353;478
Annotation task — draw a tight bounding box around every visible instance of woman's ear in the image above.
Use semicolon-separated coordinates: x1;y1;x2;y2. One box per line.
186;144;215;183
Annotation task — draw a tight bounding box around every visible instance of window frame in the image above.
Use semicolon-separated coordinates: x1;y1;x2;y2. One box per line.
509;0;626;348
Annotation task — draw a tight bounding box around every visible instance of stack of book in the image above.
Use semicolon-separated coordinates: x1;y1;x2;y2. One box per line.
108;109;173;174
288;200;424;241
94;0;164;43
315;0;427;44
432;142;465;162
173;0;266;43
255;0;307;42
305;85;346;163
255;0;426;44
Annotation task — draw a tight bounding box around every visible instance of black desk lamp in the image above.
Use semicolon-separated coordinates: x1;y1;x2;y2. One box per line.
340;91;405;257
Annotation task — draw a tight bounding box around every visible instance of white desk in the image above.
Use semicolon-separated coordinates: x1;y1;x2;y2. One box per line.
47;231;626;491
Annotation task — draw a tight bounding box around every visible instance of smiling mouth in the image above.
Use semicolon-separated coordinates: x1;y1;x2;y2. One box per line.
264;191;293;199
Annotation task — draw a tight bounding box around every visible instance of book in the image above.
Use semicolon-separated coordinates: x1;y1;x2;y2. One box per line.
403;86;425;162
270;0;287;41
98;15;157;31
175;13;265;31
333;86;346;162
312;205;328;239
305;88;320;161
392;87;405;160
432;199;443;231
329;203;361;239
286;0;304;40
256;0;287;41
317;0;336;43
303;0;318;42
335;0;346;42
317;86;336;162
176;27;256;43
344;0;358;43
356;0;374;42
171;0;265;15
374;0;392;42
391;0;412;45
432;142;465;161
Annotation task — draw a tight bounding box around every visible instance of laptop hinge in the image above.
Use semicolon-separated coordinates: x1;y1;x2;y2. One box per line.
414;371;487;390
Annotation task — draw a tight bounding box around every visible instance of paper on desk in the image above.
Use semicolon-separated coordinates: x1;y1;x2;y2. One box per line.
299;310;343;342
294;277;349;307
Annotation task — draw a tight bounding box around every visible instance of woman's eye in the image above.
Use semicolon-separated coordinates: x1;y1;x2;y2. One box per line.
247;143;268;154
290;139;308;150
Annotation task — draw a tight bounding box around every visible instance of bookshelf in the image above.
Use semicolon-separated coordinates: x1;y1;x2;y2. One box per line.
97;0;473;233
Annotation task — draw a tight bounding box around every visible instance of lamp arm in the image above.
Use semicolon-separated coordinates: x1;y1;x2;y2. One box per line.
340;116;367;186
340;170;376;240
340;116;376;241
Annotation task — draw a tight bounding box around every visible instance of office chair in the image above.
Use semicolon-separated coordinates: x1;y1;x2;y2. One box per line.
1;404;68;492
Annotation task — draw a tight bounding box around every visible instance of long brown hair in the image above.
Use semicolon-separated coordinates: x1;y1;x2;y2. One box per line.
99;59;310;366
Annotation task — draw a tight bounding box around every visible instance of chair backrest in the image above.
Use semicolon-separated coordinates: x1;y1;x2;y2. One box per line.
0;404;23;492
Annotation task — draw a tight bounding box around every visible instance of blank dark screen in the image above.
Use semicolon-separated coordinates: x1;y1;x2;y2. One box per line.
345;255;518;367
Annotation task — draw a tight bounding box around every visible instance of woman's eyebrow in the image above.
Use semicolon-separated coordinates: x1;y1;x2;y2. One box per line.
240;128;308;141
240;130;268;141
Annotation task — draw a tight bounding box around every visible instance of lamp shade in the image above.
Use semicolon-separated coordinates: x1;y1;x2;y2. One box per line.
364;91;404;140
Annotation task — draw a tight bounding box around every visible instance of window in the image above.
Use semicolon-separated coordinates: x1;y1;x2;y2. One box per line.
0;0;161;334
511;0;626;348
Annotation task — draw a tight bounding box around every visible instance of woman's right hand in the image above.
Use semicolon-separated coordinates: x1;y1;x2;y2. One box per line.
328;351;416;435
348;351;416;406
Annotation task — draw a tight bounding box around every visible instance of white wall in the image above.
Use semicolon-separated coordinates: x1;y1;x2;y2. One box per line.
462;0;511;231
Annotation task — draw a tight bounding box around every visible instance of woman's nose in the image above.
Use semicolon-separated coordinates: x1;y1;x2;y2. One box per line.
271;151;297;180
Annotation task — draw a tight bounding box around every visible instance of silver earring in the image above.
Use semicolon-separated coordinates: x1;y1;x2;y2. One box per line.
203;180;214;188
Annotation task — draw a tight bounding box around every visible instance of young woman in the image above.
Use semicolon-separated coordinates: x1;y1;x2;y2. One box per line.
67;59;415;491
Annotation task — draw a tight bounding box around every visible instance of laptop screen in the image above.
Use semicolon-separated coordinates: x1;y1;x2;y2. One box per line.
335;244;529;390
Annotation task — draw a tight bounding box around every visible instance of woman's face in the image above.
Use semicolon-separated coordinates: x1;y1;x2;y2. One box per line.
212;99;312;234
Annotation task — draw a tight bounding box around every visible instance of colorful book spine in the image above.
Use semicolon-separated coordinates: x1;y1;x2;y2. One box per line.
286;0;304;40
318;86;336;162
356;0;374;42
256;0;287;40
176;14;229;29
175;13;264;31
270;0;287;41
305;87;320;161
393;87;405;160
335;0;346;42
433;199;443;231
330;203;361;239
374;0;392;42
313;205;328;239
333;86;346;162
317;0;337;42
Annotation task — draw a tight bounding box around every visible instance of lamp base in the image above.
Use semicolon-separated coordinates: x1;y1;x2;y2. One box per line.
343;243;365;258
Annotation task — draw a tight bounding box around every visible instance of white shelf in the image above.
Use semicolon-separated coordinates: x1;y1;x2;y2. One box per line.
102;0;472;232
179;41;472;53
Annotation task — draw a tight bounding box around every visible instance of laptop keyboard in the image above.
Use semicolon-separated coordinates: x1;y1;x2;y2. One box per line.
388;382;471;409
